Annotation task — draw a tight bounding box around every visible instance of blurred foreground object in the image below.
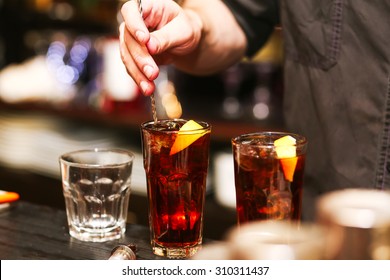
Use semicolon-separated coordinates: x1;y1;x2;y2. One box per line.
193;220;326;260
0;190;20;212
0;190;20;204
226;221;326;260
317;189;390;260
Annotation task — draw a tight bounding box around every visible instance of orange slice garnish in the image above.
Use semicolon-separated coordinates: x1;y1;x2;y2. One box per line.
274;135;297;182
169;120;208;155
0;191;20;204
280;157;298;182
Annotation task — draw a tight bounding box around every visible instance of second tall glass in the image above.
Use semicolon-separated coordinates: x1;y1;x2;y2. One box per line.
232;131;307;225
141;119;211;258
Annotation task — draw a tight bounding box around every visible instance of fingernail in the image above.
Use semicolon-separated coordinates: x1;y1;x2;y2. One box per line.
140;81;150;95
135;30;146;43
143;65;154;79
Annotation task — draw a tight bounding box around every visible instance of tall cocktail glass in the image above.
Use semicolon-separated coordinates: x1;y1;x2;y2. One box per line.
232;132;307;225
141;119;211;258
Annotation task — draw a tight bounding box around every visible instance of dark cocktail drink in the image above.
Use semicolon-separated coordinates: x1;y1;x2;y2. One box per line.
141;119;211;258
232;132;307;225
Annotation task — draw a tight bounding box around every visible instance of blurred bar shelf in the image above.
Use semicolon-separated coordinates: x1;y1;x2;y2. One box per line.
0;100;283;142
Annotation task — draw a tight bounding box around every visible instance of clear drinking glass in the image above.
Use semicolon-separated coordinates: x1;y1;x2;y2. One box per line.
232;132;307;225
59;148;134;242
141;119;211;258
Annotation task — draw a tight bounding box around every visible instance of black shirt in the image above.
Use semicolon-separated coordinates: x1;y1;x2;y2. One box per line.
223;0;280;56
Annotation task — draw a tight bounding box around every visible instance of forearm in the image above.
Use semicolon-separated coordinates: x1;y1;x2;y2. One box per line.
174;0;247;75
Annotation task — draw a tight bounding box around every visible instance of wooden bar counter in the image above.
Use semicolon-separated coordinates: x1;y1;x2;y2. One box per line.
0;201;164;260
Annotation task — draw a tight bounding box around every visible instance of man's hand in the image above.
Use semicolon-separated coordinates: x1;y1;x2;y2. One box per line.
119;0;203;96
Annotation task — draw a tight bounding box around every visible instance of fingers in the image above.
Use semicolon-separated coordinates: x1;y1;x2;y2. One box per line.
120;0;159;96
119;0;199;95
121;0;150;45
119;22;158;96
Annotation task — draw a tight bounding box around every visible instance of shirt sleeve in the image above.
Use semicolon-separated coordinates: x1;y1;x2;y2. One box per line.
223;0;280;57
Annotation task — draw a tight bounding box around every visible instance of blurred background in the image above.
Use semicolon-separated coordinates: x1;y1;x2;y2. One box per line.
0;0;285;240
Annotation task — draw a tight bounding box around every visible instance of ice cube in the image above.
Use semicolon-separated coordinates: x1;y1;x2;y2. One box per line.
267;190;292;219
153;121;182;131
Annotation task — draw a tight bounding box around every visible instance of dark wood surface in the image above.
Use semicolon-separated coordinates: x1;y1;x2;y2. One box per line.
0;201;164;260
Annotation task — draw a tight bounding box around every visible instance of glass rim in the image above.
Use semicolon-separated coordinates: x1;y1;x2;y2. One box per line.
231;131;307;147
141;118;211;133
59;148;135;168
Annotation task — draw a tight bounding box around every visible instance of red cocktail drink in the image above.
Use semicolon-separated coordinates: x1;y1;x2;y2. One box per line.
141;119;211;258
232;132;307;225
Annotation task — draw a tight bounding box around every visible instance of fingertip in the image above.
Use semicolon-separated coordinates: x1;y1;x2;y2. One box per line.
143;65;159;80
140;81;155;96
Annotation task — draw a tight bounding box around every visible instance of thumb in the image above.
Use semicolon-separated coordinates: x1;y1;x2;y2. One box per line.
146;12;202;56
